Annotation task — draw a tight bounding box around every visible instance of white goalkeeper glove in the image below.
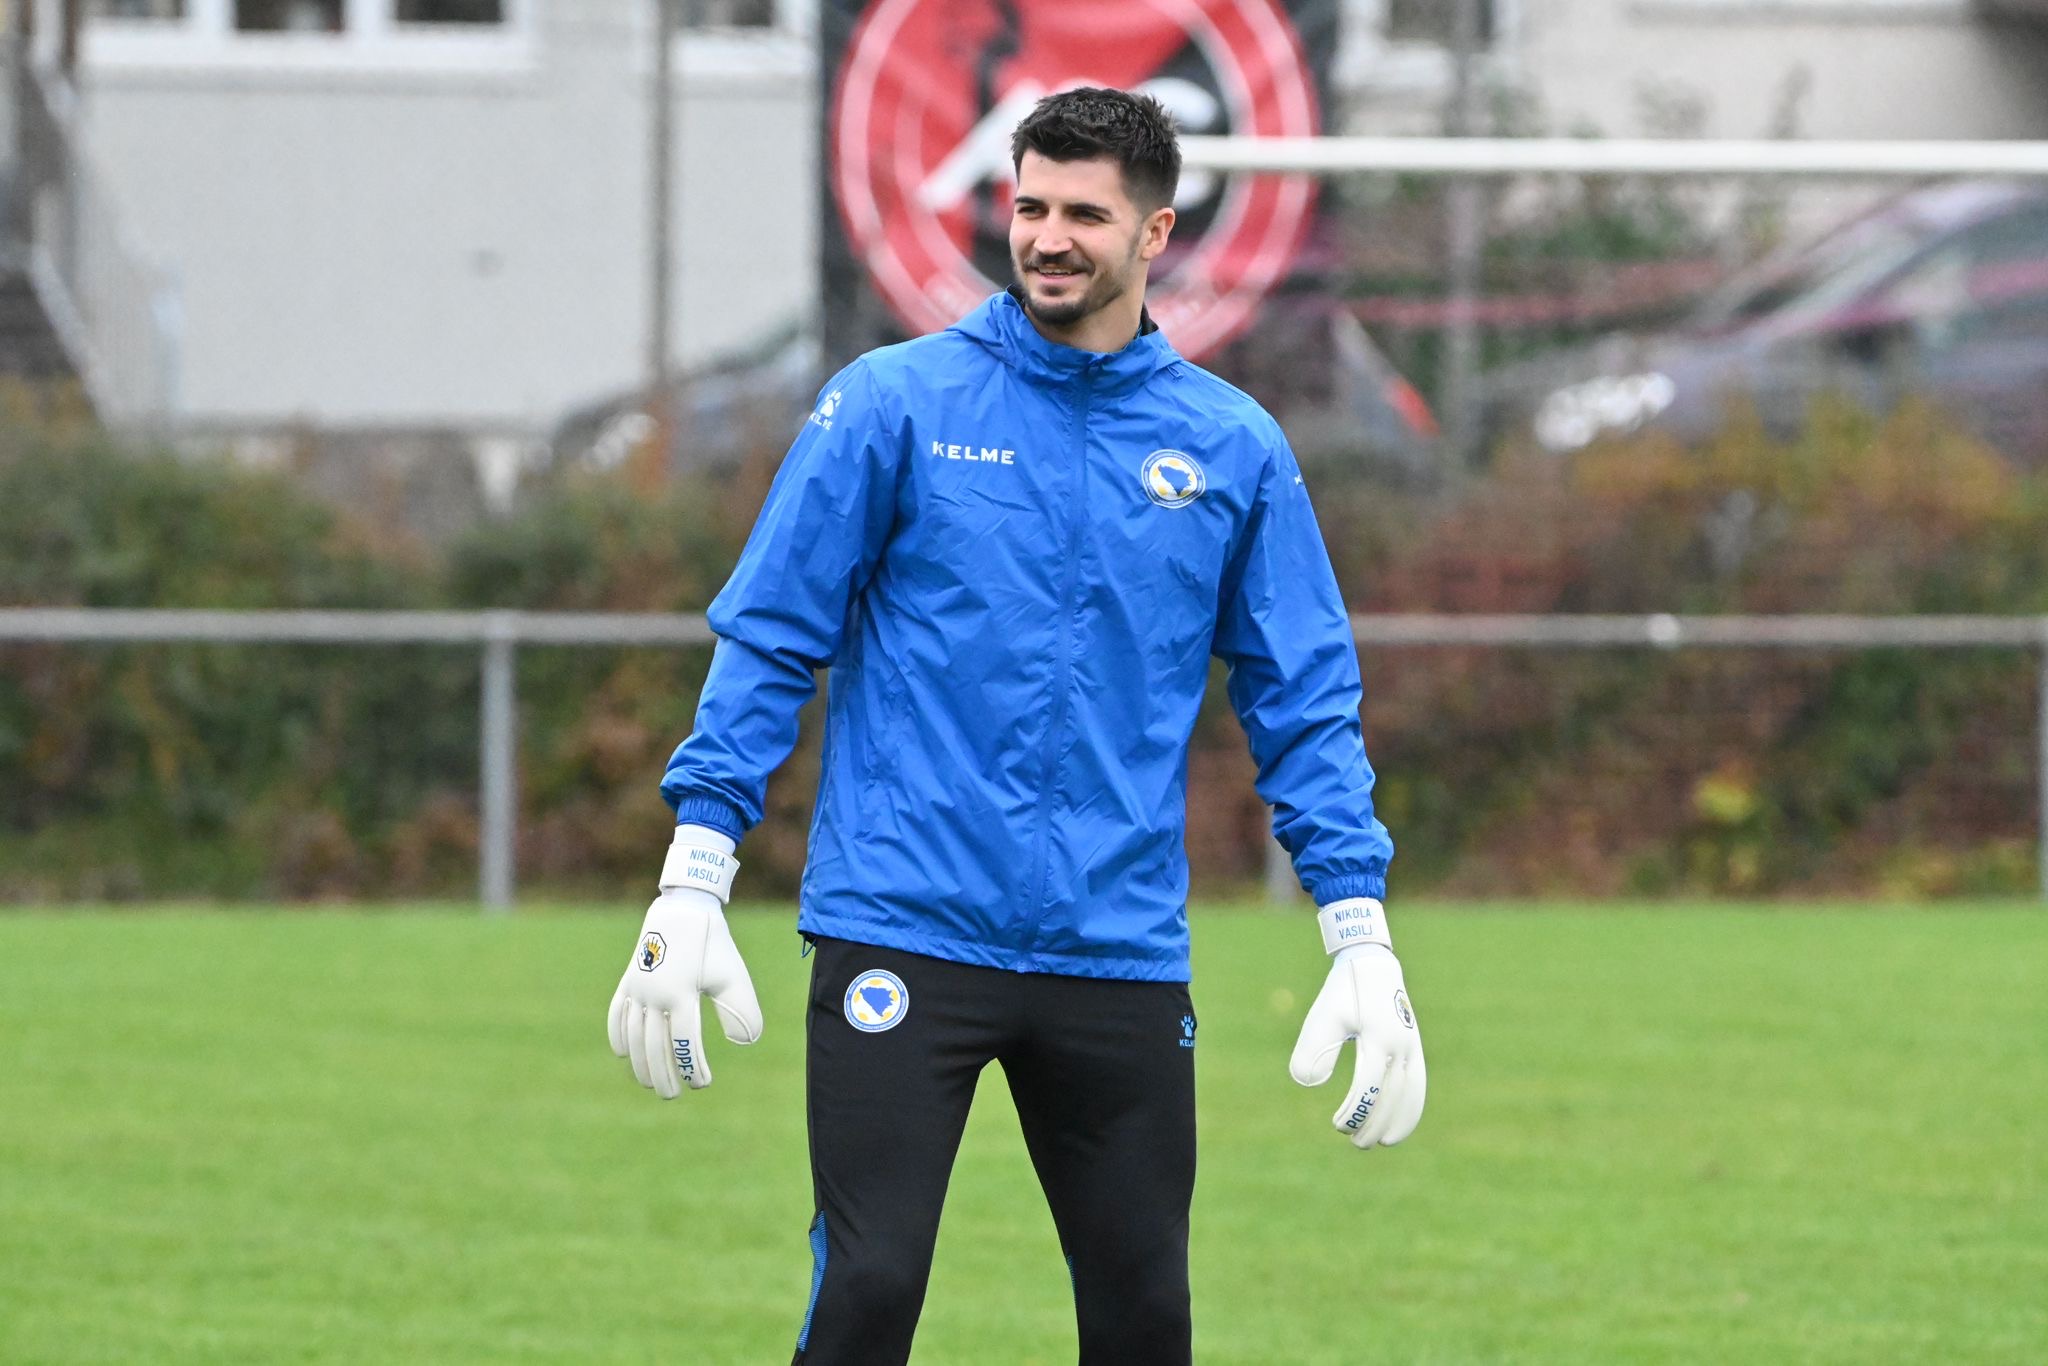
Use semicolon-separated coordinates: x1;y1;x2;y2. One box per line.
605;824;763;1099
1289;898;1427;1149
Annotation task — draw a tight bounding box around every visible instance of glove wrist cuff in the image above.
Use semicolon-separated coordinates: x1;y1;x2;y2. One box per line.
1318;897;1392;955
659;829;740;904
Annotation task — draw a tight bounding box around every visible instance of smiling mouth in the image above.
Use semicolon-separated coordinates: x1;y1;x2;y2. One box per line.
1031;264;1086;281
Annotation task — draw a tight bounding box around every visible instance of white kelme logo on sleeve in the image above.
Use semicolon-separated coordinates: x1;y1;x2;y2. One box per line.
809;390;843;430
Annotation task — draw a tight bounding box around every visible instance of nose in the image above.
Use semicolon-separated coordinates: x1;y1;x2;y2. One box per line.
1032;225;1074;258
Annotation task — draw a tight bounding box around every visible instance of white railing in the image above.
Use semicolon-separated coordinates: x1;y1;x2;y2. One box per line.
4;608;2047;908
15;64;181;430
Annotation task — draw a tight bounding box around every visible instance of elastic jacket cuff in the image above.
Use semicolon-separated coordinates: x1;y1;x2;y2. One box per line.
669;793;747;843
1307;871;1388;905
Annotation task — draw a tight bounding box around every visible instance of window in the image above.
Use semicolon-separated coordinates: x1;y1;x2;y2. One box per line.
89;0;186;17
235;0;343;31
1385;0;1495;47
683;0;775;26
1339;0;1516;98
1633;0;1969;17
77;0;531;70
1946;295;2048;349
231;0;505;31
672;0;810;83
1881;206;2048;351
396;0;503;22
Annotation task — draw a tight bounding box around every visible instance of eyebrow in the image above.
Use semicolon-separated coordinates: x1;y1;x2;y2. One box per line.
1013;195;1117;218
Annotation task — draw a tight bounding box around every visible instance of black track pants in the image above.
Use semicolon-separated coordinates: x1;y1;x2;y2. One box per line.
791;936;1198;1366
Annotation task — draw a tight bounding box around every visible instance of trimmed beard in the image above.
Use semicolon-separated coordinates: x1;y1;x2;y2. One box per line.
1013;231;1142;328
1021;270;1127;327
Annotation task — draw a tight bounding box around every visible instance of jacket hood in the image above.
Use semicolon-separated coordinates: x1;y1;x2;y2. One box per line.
949;289;1181;396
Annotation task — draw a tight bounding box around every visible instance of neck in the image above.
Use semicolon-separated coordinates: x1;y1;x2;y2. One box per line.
1022;287;1148;355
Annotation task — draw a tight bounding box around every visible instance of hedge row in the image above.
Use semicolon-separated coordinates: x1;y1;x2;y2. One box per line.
4;400;2044;902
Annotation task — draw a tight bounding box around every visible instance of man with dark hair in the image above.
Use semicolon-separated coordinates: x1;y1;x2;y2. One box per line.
1004;87;1183;345
1011;84;1184;209
608;86;1426;1365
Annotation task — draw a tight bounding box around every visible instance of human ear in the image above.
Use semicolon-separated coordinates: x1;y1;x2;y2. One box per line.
1139;206;1177;261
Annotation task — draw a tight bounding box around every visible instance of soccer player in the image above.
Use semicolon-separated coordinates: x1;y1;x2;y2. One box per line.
607;87;1425;1365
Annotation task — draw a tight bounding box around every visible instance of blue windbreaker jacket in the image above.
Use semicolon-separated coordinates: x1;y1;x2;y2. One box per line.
662;290;1391;981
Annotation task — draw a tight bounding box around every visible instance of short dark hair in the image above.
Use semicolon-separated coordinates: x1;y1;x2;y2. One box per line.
1010;87;1182;212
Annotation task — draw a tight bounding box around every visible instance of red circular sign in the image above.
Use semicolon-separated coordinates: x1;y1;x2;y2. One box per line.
831;0;1322;360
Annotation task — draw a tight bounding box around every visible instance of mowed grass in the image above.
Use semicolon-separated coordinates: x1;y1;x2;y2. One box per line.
1;905;2044;1365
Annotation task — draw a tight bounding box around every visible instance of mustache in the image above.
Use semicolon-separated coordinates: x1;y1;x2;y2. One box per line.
1022;254;1091;272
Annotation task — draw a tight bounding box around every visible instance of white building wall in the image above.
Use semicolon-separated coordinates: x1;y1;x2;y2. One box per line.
1510;2;2048;141
54;0;2048;431
73;0;815;431
1338;1;2048;139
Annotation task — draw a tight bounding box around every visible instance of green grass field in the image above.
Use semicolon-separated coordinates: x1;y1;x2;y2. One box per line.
2;905;2044;1364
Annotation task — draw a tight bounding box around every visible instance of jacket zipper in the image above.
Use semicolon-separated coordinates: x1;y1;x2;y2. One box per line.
1022;365;1094;956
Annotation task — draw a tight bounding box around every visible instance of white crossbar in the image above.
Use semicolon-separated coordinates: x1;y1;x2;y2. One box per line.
1178;135;2048;179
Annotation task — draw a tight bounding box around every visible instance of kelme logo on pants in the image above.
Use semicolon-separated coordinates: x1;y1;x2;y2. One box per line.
844;970;909;1032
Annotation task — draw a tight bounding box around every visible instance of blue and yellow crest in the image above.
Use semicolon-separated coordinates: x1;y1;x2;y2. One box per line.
1141;449;1206;509
843;970;909;1033
637;931;666;972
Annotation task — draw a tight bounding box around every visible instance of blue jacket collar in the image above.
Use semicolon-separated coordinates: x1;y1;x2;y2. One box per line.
949;289;1179;395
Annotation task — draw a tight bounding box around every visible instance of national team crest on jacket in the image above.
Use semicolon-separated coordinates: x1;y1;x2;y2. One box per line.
1142;450;1206;509
844;970;910;1032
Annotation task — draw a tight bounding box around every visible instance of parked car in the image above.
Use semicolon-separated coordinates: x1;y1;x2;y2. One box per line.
1485;180;2048;464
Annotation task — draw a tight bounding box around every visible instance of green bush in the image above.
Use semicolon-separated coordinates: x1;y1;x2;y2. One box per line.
0;427;786;902
0;429;477;898
4;401;2045;903
1332;399;2048;896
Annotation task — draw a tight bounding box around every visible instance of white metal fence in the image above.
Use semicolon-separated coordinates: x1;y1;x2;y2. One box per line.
15;64;182;430
4;608;2046;908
